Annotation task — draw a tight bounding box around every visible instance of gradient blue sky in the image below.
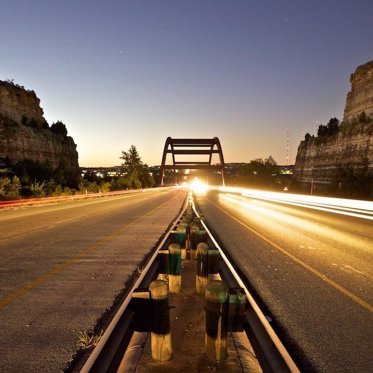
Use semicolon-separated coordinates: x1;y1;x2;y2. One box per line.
1;0;372;166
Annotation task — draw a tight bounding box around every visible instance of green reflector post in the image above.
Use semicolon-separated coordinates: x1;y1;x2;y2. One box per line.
176;226;187;259
168;243;181;293
196;242;209;294
205;280;229;361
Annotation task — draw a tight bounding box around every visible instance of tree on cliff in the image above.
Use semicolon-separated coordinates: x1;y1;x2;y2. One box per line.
50;121;68;136
120;145;154;189
317;118;340;137
304;133;311;141
327;117;340;135
317;124;327;137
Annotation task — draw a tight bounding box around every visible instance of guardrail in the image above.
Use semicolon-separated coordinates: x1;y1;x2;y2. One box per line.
78;192;189;373
75;192;300;373
192;199;300;373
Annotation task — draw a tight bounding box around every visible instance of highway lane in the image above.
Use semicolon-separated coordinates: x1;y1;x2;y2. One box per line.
196;190;373;373
0;189;187;372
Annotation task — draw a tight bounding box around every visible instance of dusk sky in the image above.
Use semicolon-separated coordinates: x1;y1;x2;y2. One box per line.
1;0;372;167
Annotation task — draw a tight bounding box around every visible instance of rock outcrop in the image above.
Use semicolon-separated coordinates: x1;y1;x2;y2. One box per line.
294;124;373;183
344;61;373;122
0;81;47;128
294;61;373;196
0;80;79;175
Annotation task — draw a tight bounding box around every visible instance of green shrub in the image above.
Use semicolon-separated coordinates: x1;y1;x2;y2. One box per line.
0;176;21;199
29;181;47;197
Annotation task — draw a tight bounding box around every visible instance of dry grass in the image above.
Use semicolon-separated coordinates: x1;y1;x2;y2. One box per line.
75;330;103;349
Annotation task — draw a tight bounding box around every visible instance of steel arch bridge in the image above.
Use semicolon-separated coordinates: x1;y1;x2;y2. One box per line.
159;137;225;186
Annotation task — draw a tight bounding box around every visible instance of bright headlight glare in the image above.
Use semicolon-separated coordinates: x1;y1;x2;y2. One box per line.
190;178;209;195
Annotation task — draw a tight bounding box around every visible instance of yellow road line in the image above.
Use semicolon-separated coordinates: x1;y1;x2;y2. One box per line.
208;199;373;313
0;193;180;310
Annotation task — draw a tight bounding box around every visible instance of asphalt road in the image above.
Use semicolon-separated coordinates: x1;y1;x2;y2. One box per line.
0;189;187;372
196;190;373;373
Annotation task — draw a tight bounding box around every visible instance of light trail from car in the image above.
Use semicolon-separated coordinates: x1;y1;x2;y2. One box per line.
213;186;373;220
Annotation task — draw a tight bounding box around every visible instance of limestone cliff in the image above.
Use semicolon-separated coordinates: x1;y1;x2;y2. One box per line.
294;60;373;196
344;61;373;122
0;80;79;174
0;81;48;128
294;123;373;184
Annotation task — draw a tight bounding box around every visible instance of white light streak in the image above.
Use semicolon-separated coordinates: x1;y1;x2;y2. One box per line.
213;186;373;220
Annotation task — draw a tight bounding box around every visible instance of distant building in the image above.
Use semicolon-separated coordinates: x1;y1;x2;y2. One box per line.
80;166;123;178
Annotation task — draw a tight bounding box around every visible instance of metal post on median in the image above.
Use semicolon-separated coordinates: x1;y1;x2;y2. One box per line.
149;280;172;362
205;280;229;361
176;226;187;260
196;242;209;294
189;225;199;260
208;249;221;281
168;243;181;293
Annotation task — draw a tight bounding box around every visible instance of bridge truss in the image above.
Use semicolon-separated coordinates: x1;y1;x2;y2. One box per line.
159;137;226;186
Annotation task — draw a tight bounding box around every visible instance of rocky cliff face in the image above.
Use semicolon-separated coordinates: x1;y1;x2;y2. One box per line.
294;61;373;196
344;61;373;122
294;124;373;184
0;81;47;128
0;80;79;173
